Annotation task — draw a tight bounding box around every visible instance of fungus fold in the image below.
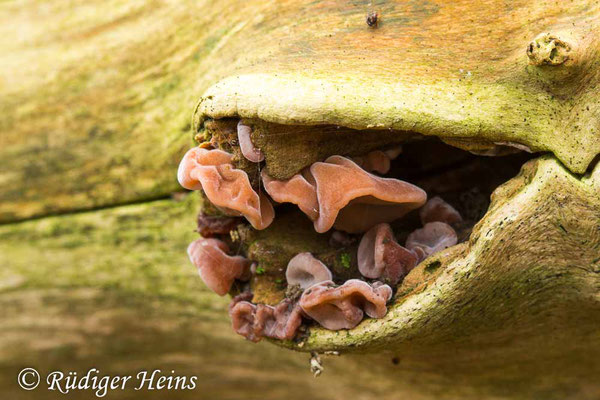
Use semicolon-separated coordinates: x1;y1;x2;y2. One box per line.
261;169;318;220
187;238;252;296
352;150;391;174
384;146;403;160
286;252;333;289
263;155;426;233
299;279;392;330
229;298;303;342
237;121;265;163
406;221;458;262
419;196;463;226
177;147;274;229
352;146;401;174
229;300;258;341
358;223;417;284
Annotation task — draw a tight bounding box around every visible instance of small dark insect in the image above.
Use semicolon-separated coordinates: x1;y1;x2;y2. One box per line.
366;11;379;28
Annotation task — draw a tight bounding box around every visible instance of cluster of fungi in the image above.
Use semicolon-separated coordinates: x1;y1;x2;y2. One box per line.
178;121;463;342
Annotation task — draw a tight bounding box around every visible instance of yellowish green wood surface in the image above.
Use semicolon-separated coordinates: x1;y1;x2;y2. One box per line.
1;193;597;399
1;1;600;398
0;196;392;399
2;0;599;223
0;0;245;222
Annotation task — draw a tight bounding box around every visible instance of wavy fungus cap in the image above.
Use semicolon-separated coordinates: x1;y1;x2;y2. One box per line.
263;155;426;233
299;279;392;330
261;169;319;220
311;156;426;233
229;300;258;341
177;147;274;229
406;221;458;262
420;196;463;226
229;298;303;342
286;252;333;289
187;238;251;296
358;223;417;284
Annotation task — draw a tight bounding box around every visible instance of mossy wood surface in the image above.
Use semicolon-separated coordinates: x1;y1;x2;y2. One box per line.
2;1;600;399
1;0;247;222
0;196;398;399
195;0;600;175
0;162;599;399
3;0;600;222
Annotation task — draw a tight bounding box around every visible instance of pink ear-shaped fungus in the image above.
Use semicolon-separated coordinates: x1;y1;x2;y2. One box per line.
299;279;392;330
358;223;417;284
263;155;426;233
227;291;255;339
261;169;319;220
406;221;458;262
229;300;259;341
229;298;303;342
187;238;252;296
177;147;274;229
311;156;426;233
254;299;303;340
419;196;463;226
352;150;391;174
237;121;265;163
285;252;333;289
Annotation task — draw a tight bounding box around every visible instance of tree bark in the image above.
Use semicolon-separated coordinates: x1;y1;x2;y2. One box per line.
2;1;600;398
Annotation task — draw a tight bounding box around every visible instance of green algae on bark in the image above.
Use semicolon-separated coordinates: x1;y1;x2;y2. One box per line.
3;0;599;223
0;194;434;400
193;0;600;175
0;0;270;223
195;71;600;175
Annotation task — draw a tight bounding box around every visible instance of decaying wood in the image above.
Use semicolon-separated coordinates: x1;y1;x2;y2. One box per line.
2;1;600;398
3;0;599;222
0;196;390;399
195;0;600;175
1;169;599;399
291;156;600;353
0;0;251;222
